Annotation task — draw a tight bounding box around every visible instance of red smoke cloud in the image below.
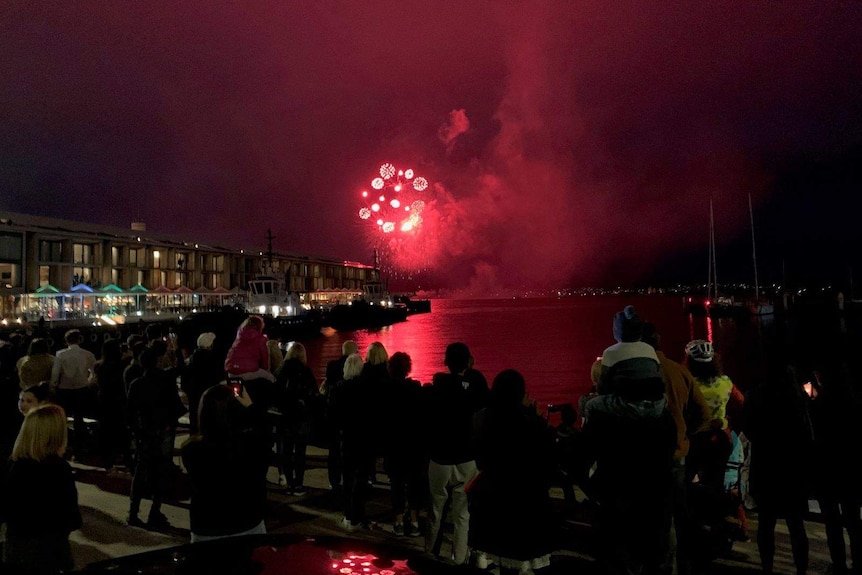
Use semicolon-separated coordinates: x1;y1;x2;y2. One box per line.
437;109;470;152
2;2;861;289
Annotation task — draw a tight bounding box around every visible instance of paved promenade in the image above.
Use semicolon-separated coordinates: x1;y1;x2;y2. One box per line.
66;431;839;574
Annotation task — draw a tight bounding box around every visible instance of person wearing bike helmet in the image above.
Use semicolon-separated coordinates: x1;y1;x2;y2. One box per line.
683;340;744;490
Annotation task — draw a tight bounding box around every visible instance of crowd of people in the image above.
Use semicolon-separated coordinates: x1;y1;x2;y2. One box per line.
0;307;860;575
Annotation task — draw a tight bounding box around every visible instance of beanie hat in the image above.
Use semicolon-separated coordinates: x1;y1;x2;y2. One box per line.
197;332;216;349
613;305;644;343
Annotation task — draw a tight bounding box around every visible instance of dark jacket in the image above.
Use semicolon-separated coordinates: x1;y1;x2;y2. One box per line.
95;358;127;413
1;456;82;538
331;374;382;460
183;348;225;414
325;355;349;389
127;368;185;439
181;406;270;537
470;401;556;559
743;366;815;514
1;455;81;574
582;402;676;505
809;371;862;498
387;376;423;457
581;399;676;572
424;371;489;465
275;358;319;437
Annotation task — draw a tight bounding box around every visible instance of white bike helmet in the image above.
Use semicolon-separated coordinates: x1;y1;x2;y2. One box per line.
685;339;714;362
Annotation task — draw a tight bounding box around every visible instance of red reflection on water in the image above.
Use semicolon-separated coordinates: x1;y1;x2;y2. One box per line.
301;296;763;410
706;314;714;343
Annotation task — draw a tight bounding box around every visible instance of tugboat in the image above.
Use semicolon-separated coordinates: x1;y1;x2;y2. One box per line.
180;230;321;346
324;279;408;330
245;230;322;339
323;251;408;330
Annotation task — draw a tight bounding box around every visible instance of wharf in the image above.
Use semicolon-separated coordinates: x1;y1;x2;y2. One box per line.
65;431;838;575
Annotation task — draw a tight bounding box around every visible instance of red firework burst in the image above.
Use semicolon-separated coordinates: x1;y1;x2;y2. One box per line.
357;163;428;236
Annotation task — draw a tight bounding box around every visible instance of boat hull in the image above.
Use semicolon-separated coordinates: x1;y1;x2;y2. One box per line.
323;302;408;330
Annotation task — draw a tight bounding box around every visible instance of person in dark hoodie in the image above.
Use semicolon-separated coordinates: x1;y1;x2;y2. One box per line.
181;383;269;543
274;342;319;496
743;351;813;575
126;342;186;528
424;342;489;565
810;357;862;575
470;369;556;575
182;332;224;435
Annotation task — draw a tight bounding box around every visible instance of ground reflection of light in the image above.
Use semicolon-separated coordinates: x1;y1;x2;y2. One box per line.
706;315;713;342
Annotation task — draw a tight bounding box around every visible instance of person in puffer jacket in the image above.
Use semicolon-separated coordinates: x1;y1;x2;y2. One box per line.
224;315;273;382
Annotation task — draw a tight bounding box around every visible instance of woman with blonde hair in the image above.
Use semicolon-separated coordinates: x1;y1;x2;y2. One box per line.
364;342;389;372
1;404;82;574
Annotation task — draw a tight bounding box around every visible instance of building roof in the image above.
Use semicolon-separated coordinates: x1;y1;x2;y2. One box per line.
0;210;374;268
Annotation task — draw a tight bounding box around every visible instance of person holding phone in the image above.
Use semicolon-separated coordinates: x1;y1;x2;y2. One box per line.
228;378;244;397
181;381;270;543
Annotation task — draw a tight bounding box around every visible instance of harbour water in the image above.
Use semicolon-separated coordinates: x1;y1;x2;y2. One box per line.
300;295;781;408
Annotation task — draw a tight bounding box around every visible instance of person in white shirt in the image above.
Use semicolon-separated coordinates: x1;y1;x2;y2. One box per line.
51;329;97;455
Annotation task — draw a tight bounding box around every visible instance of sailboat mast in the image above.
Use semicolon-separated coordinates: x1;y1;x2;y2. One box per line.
709;199;717;301
264;229;276;272
749;193;760;302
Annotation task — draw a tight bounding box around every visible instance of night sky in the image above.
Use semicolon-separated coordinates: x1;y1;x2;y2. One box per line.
2;2;861;291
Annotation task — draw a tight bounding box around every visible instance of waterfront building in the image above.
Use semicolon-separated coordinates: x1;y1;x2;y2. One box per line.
0;211;378;323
